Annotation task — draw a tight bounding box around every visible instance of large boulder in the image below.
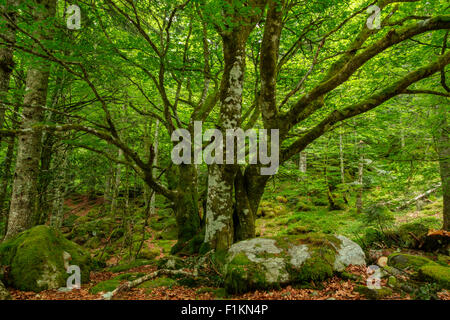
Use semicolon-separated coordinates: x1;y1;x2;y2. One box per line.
0;225;92;292
387;252;450;289
222;234;365;293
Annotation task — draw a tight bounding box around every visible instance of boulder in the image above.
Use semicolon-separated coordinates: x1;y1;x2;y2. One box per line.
387;253;435;271
0;225;92;292
222;234;365;293
418;264;450;289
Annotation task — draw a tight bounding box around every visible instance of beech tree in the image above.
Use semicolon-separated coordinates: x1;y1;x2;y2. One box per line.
0;0;449;249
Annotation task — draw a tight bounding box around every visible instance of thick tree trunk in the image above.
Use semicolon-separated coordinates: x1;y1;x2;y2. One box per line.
4;0;56;240
204;33;248;251
0;0;19;142
170;164;202;254
233;166;268;242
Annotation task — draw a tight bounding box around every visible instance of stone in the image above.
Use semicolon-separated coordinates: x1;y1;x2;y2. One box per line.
418;264;450;289
333;235;366;272
223;234;366;293
0;225;92;292
387;253;435;271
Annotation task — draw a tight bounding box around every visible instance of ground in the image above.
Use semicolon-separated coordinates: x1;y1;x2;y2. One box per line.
3;180;450;300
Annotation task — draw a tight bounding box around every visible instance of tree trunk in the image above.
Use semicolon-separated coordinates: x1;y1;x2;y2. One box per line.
434;104;449;230
49;147;69;229
110;148;123;217
356;141;364;214
339;129;345;184
170;164;202;254
204;33;248;251
4;0;56;240
0;0;19;142
150;119;159;216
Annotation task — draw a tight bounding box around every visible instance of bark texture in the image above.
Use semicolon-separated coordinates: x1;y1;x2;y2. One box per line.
5;0;56;240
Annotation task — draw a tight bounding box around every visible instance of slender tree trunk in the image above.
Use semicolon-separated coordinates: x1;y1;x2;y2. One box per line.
50;147;69;229
5;0;56;240
356;141;364;214
434;104;449;230
339;129;345;184
150;119;159;216
110;148;123;217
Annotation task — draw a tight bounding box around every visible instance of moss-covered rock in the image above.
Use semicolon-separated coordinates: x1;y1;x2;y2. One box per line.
387;253;436;271
0;226;92;292
223;234;366;294
89;279;121;294
418;264;450;289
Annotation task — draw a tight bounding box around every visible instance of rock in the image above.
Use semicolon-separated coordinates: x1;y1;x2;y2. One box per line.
382;265;403;277
377;256;388;267
387;253;435;271
387;276;397;288
418;264;450;289
333;235;366;272
0;280;11;300
0;226;92;292
356;285;393;300
223;234;366;293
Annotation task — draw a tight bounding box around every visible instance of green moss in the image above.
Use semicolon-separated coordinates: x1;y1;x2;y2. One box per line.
287;247;335;283
138;276;177;289
388;253;437;271
136;247;160;260
113;273;145;281
108;259;153;273
156;256;184;270
274;233;340;249
355;285;393;300
89;279;121;294
0;225;91;292
418;265;450;289
224;253;268;294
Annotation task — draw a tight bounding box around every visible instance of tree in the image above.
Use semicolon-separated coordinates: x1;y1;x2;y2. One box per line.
0;0;449;250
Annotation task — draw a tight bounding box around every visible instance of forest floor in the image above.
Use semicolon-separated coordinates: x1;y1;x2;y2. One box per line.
6;181;450;300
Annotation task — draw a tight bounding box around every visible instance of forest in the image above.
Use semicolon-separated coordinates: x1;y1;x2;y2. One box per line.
0;0;449;302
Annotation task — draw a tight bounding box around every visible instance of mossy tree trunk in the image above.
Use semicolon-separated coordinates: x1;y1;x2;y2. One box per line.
204;24;256;251
438;32;449;231
170;164;202;254
5;0;57;240
0;0;19;144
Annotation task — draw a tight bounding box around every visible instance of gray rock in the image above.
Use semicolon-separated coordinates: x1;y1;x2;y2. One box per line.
223;234;366;294
227;238;289;285
333;235;366;272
